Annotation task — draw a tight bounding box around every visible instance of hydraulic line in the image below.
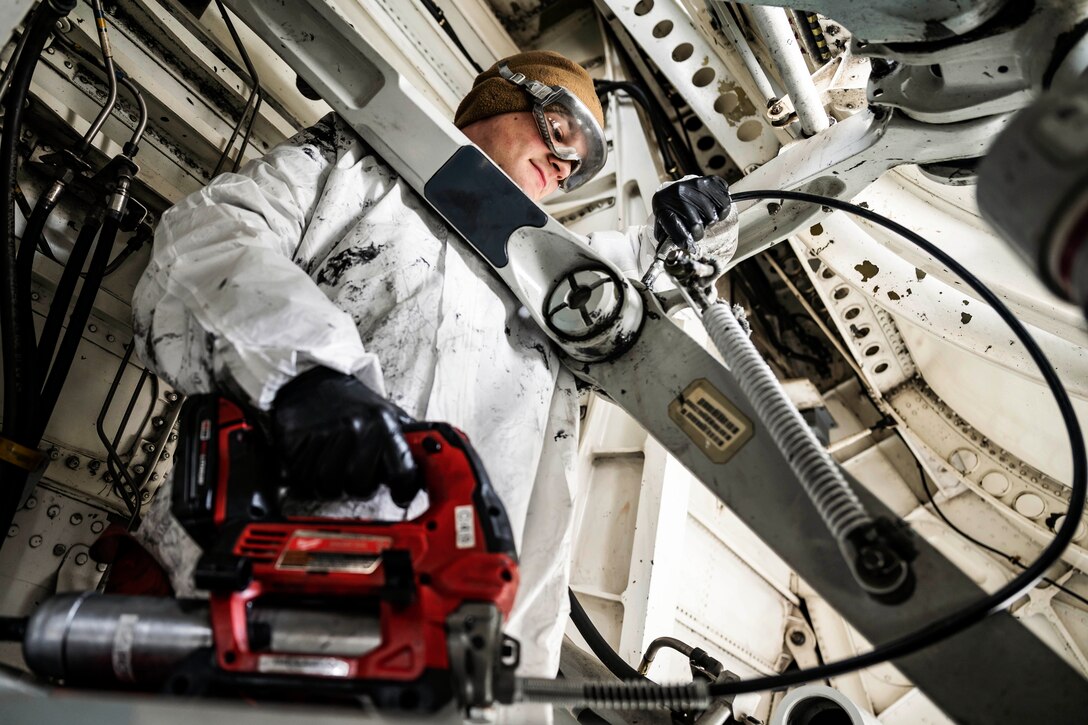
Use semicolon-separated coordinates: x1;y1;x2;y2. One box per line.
76;0;119;156
34;211;121;440
0;2;42;104
33;211;103;382
748;6;828;136
211;0;261;177
1;0;76;438
568;589;644;681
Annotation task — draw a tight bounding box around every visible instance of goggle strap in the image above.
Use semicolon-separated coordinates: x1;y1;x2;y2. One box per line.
498;63;556;102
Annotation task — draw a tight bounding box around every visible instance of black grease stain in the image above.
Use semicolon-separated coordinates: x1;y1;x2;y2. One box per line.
217;278;228;290
809;223;824;236
529;342;550;371
553;430;570;441
873;285;880;294
961;312;973;324
855;260;879;282
317;244;385;286
915;268;927;280
811;238;835;255
858;201;870;209
962;299;970;306
888;290;901;300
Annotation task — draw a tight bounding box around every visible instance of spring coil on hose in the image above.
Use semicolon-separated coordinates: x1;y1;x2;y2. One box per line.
517;678;710;710
701;301;871;542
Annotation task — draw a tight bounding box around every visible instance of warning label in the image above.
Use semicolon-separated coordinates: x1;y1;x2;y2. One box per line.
668;379;753;463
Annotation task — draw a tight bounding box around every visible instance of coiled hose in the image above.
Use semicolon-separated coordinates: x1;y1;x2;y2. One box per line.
700;301;872;544
517;678;709;710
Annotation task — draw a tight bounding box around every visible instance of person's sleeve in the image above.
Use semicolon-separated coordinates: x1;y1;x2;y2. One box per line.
132;115;384;409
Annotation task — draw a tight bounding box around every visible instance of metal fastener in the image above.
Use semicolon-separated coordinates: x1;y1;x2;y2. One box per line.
143;442;156;453
70;513;83;525
8;525;19;538
141;491;151;502
160;450;170;460
97;563;108;572
24;496;36;510
166;391;179;402
106;334;115;342
152;416;165;428
63;60;73;69
66;456;80;469
90;521;104;534
150;473;159;481
133;465;145;475
546;269;620;339
88;460;101;473
30;535;42;548
75;553;88;566
53;544;67;556
48;448;61;461
47;505;60;519
45;46;55;54
31;292;40;301
55;17;71;32
789;630;807;646
88;324;97;333
168;433;178;442
103;472;114;483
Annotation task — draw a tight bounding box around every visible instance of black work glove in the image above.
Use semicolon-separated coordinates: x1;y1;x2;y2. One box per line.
271;367;420;505
651;176;732;253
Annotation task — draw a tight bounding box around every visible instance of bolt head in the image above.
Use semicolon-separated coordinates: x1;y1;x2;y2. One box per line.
91;521;104;534
47;505;60;518
133;465;145;475
24;497;37;509
141;491;151;501
75;553;89;566
8;525;19;538
69;513;83;525
30;535;42;547
53;544;67;556
66;456;80;469
48;448;61;461
789;630;807;645
166;391;179;402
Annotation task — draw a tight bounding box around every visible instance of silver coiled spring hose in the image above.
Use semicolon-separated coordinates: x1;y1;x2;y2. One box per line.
700;300;872;542
517;678;710;710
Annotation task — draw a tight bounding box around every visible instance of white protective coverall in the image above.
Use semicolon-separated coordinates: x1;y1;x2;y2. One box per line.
131;113;659;677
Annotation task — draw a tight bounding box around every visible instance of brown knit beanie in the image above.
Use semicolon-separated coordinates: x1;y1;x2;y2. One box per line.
454;50;604;130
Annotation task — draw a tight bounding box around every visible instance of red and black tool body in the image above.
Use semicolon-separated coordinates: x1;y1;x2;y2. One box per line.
171;395;519;710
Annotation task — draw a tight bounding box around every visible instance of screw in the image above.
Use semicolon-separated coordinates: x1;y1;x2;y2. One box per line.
546;269;620;338
63;60;73;69
150;472;159;481
66;456;80;469
30;535;42;548
88;460;101;473
88;323;97;333
48;448;61;461
160;450;170;460
133;465;145;475
53;544;67;556
789;630;807;646
47;505;60;519
103;472;114;483
45;46;55;54
97;563;108;572
152;416;165;428
141;491;151;502
31;291;40;301
91;521;104;534
55;17;71;32
166;391;179;402
69;513;83;525
106;334;115;343
143;442;156;453
8;525;18;538
168;433;178;442
24;496;37;510
75;553;89;566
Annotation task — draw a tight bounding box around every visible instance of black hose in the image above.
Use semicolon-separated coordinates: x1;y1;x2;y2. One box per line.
34;211;103;384
2;0;74;437
34;212;121;441
696;188;1087;696
568;589;644;681
15;191;58;277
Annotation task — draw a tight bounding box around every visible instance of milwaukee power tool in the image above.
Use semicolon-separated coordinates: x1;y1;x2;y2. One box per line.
17;394;522;713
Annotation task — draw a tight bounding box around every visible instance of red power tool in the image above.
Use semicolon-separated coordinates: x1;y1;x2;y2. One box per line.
20;394;522;712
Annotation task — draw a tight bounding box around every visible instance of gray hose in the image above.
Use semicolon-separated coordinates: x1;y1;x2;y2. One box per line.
700;301;871;543
517;678;709;710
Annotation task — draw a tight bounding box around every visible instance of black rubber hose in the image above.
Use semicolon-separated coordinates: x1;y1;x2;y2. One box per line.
15;191;58;276
34;212;120;441
1;0;75;437
568;589;645;682
34;211;103;385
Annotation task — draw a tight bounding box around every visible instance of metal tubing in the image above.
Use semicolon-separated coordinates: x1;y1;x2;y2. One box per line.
77;0;119;155
211;0;261;177
637;636;695;675
710;1;777;105
749;6;828;136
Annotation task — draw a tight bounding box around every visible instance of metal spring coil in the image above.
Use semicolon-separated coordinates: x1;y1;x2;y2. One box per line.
517;678;710;709
701;301;871;541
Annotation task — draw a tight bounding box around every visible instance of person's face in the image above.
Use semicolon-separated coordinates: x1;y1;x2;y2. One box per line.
461;112;574;201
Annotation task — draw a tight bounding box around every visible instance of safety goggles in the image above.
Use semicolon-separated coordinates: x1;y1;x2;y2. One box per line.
498;63;606;192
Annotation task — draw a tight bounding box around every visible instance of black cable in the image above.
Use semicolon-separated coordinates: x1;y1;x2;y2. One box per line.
417;0;483;74
212;0;261;178
915;458;1088;609
686;188;1088;697
568;589;645;681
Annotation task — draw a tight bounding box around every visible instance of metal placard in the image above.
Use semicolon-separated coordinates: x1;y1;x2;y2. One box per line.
668;379;753;463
